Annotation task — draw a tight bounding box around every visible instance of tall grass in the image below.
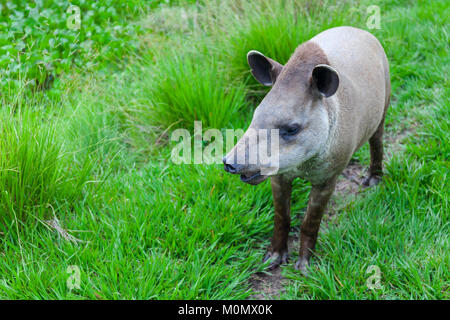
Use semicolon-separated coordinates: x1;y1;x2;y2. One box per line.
0;106;92;226
148;47;250;130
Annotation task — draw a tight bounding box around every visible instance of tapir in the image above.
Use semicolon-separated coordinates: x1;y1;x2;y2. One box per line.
223;26;390;272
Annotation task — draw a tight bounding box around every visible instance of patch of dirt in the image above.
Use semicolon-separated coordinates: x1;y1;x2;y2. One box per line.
248;126;416;299
249;267;285;299
336;161;367;196
249;233;299;299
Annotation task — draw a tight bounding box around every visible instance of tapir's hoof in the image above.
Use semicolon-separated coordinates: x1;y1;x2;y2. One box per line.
362;174;382;187
263;250;289;270
295;259;310;276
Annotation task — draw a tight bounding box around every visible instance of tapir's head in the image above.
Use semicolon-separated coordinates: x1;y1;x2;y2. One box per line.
223;42;339;185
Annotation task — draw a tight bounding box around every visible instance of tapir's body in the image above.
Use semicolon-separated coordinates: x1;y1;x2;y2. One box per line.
223;27;390;272
284;27;390;184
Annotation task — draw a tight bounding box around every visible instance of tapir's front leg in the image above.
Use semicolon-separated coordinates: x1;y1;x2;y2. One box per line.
296;176;337;274
264;175;292;270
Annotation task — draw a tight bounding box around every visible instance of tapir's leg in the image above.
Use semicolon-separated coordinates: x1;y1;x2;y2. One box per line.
363;117;385;187
264;175;292;270
295;176;337;274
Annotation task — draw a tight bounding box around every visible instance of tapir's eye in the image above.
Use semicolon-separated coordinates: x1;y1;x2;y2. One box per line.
280;124;302;140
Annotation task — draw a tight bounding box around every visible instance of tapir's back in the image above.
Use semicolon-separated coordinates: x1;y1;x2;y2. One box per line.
310;26;390;152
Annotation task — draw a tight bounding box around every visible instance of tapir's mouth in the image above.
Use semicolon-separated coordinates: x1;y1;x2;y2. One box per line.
240;171;268;185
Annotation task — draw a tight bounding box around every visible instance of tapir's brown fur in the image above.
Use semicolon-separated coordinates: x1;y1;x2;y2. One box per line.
223;26;390;273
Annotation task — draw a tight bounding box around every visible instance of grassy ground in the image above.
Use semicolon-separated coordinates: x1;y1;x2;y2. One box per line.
0;0;448;299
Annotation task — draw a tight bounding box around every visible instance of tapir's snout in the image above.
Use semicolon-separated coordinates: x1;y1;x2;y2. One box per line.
222;157;243;174
222;156;268;185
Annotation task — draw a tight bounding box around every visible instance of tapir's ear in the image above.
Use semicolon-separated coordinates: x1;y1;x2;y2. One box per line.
247;50;283;86
312;64;339;98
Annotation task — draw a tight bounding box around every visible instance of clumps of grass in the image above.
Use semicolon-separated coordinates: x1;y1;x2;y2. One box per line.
148;47;250;130
0;107;92;226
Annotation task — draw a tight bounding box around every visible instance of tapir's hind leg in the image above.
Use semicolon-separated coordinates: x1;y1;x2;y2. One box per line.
364;67;390;187
363;116;385;187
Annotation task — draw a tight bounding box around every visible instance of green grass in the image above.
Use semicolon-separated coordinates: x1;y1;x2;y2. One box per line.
0;101;92;225
0;0;448;299
145;46;251;130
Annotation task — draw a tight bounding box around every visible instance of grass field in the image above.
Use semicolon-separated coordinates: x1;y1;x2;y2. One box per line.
0;0;448;299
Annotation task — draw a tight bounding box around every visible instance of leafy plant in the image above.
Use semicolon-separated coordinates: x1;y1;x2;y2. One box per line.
0;0;146;92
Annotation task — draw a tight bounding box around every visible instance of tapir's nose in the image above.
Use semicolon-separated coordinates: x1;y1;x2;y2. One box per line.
223;157;241;174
